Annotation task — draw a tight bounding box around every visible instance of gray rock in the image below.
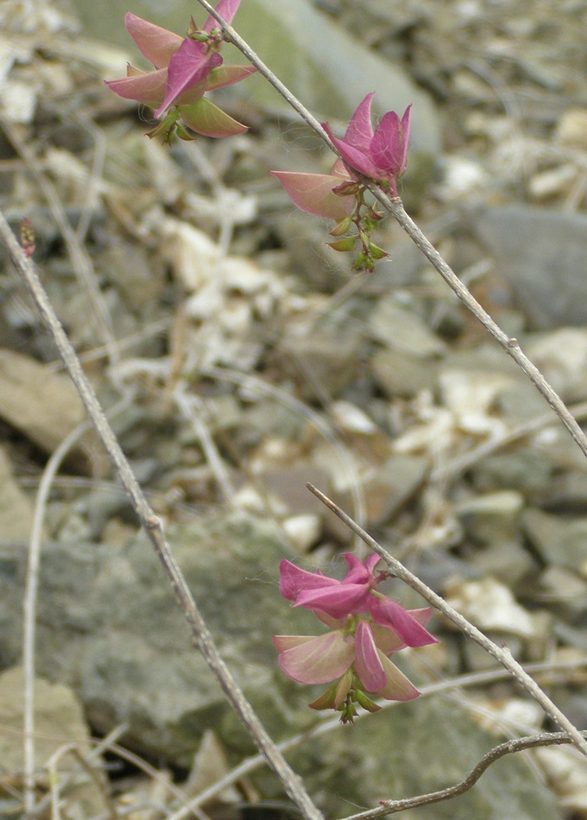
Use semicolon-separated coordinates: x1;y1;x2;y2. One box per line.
456;490;523;546
368;298;447;356
522;508;587;572
470;450;554;501
363;454;429;525
371;347;438;398
470;206;587;329
0;349;84;454
0;447;34;545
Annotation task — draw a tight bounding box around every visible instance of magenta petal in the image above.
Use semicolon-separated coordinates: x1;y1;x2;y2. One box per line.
344;92;375;151
271;171;353;220
124;13;182;69
203;0;242;31
364;554;381;575
369;598;438;648
277;630;354;684
205;64;256;91
279;560;340;601
377;652;420;701
399;105;412;171
105;68;167;105
371;111;404;174
323;125;380;179
354;621;386;692
341;553;370;584
295;584;370;618
155;42;222;118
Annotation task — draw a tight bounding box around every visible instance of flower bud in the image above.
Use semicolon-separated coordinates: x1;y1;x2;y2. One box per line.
328;236;356;252
329;216;353;236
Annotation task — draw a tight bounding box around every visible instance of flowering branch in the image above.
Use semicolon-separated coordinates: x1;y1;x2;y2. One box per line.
192;0;587;458
306;483;587;758
0;210;323;820
341;730;587;819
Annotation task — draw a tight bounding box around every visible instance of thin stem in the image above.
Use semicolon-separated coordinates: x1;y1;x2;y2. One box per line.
192;0;587;460
341;730;587;819
307;482;587;758
0;210;323;820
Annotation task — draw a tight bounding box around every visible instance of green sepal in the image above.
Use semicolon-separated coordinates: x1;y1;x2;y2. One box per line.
368;242;388;260
354;688;382;713
308;681;338;711
329;216;353;237
328;236;356;252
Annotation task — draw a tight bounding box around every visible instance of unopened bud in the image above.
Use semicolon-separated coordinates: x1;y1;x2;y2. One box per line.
354;688;381;713
368;242;388;260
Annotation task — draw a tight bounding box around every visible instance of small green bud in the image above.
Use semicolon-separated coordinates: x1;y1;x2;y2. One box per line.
354;688;382;713
308;682;338;710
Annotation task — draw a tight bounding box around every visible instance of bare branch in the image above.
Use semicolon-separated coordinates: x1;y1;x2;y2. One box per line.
306;483;587;757
192;0;587;460
0;210;323;820
341;730;587;819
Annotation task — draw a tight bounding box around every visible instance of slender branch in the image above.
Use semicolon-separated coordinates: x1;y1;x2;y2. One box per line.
341;730;587;819
193;0;587;460
0;210;323;820
306;483;587;757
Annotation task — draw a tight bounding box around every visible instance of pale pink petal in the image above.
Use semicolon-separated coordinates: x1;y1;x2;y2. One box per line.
205;64;256;91
203;0;242;31
369;598;438;648
271;171;353;220
278;630;355;684
155;42;222;117
124;12;182;69
279;560;340;601
344;92;375;151
179;98;247;137
105;68;167;105
272;635;317;652
322;124;380;179
331;158;352;178
354;621;386;692
376;651;420;701
294;583;370;618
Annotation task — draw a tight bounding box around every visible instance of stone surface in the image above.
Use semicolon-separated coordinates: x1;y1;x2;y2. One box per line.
371;347;438;398
470;206;587;329
0;447;34;544
368;298;446;356
0;349;84;454
522;508;587;573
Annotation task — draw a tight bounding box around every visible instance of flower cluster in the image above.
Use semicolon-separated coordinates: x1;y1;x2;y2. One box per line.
273;553;437;723
106;1;255;142
271;93;411;272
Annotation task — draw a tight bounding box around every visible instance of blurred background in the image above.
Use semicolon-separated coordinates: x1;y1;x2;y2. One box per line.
0;0;586;817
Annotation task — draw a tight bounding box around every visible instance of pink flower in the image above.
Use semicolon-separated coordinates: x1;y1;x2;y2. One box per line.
270;160;356;221
105;6;254;137
322;93;411;195
279;553;437;648
273;613;431;704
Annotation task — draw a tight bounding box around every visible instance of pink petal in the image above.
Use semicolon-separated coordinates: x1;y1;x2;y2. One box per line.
294;584;370;619
363;553;381;576
270;171;354;220
371;110;404;174
344;92;375;151
124;12;182;69
154;42;222;118
278;560;340;601
277;630;355;684
205;64;256;91
377;651;420;701
203;0;242;31
341;553;370;584
105;68;167;105
331;158;352;178
354;621;386;692
399;105;412;171
179;98;247;137
322;124;380;179
369;598;438;648
314;611;348;629
371;608;435;654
